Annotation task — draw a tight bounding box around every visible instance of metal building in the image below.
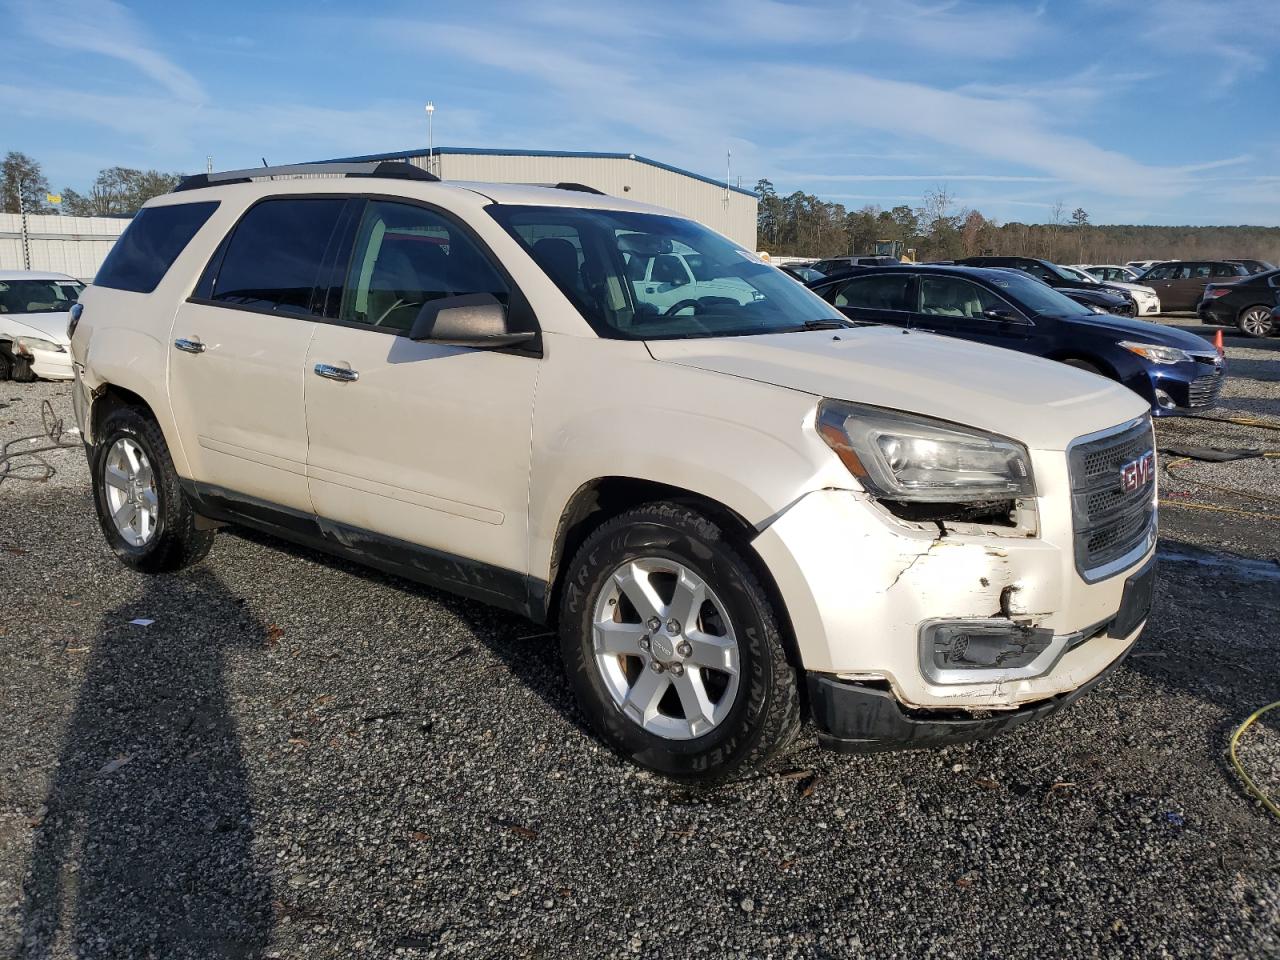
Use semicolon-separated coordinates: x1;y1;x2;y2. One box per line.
0;213;128;281
328;147;759;249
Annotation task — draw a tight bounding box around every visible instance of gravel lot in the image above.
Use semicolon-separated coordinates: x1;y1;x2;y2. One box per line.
2;324;1277;959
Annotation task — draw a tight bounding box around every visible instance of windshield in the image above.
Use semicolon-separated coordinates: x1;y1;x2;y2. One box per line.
1060;265;1099;284
487;206;842;339
0;278;84;315
980;270;1094;317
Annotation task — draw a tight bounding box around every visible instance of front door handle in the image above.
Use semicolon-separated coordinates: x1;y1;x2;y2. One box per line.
314;363;359;383
174;337;205;354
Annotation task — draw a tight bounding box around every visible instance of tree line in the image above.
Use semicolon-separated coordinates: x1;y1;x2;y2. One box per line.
756;179;1280;265
2;151;182;217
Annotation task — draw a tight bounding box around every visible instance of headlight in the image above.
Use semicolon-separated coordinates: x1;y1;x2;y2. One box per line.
1089;304;1108;314
817;400;1036;502
13;336;67;356
1119;341;1191;365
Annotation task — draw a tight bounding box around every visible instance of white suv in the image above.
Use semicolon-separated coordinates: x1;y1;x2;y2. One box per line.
70;162;1158;782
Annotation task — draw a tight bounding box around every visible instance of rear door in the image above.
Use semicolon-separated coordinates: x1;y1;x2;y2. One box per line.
168;196;348;512
302;198;539;579
825;272;917;327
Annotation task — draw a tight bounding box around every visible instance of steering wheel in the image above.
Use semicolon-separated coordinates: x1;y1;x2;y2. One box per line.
663;299;703;317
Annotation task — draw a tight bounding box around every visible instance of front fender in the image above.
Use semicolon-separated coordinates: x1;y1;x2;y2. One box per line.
527;334;854;581
80;324;187;475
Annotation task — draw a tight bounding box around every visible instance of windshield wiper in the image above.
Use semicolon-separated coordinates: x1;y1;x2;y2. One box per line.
797;317;856;331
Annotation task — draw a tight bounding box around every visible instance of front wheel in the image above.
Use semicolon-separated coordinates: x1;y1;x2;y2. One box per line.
559;502;800;784
91;406;215;573
1238;306;1274;338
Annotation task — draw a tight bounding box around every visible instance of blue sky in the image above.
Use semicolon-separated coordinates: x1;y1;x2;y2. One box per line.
5;0;1279;225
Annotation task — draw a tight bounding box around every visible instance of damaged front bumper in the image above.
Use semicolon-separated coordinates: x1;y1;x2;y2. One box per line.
751;469;1155;740
806;638;1136;752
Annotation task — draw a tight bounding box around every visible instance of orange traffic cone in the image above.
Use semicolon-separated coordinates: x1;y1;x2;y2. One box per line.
1214;329;1224;355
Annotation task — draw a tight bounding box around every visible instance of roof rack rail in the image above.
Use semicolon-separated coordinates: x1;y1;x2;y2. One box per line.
552;182;605;195
174;160;440;193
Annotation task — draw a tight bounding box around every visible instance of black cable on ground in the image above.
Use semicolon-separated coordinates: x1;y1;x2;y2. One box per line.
0;399;82;486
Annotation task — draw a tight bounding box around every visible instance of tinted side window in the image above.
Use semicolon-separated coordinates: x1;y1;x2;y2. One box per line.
833;274;912;310
919;276;1001;318
338;200;508;331
1210;262;1239;278
1188;263;1212;279
210;198;345;314
95;201;219;293
1146;265;1174;280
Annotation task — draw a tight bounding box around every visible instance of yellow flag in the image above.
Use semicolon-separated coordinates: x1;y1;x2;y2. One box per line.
46;193;62;205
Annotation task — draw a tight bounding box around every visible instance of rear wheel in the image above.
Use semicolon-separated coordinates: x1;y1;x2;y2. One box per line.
1238;306;1274;338
91;406;215;573
559;502;800;784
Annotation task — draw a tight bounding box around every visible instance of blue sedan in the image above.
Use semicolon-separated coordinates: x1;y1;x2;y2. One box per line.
810;265;1224;416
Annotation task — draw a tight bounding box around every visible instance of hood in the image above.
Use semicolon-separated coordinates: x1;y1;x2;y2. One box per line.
1101;281;1155;296
646;327;1146;451
0;311;71;344
1062;312;1215;352
1065;287;1126;307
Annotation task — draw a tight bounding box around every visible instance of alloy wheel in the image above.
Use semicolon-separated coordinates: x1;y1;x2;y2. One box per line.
103;437;159;547
1240;307;1273;337
592;557;741;740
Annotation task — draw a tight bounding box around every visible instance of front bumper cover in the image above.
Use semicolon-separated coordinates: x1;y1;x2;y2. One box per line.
808;558;1154;752
808;642;1134;752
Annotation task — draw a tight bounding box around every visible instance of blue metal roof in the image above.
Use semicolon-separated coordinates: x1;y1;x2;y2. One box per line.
322;146;758;198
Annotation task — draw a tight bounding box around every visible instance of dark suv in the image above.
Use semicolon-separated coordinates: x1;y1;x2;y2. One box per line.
955;256;1135;315
1199;269;1280;337
1135;261;1249;311
811;265;1225;416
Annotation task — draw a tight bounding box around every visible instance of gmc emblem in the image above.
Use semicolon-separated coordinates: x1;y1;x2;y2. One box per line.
1120;452;1155;493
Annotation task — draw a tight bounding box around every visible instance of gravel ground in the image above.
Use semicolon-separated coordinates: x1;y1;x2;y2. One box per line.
1;348;1277;959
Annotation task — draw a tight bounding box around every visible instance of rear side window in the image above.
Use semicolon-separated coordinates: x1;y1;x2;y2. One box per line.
206;198;346;315
95;201;219;293
832;273;913;310
1211;262;1241;277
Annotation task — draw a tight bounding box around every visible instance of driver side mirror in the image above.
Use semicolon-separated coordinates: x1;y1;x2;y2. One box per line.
408;293;536;348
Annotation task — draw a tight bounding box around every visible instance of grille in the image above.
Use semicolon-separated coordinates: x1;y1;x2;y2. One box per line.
1188;363;1224;407
1068;417;1156;581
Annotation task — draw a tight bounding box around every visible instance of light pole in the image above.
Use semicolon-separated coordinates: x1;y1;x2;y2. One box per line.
425;101;435;176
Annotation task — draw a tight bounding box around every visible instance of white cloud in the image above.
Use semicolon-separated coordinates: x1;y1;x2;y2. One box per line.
7;0;205;102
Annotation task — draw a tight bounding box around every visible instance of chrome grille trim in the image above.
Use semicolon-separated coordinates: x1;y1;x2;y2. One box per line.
1067;416;1157;582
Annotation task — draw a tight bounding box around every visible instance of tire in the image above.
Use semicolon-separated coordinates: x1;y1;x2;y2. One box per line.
1062;358;1104;376
1237;305;1274;339
91;405;215;573
559;501;800;784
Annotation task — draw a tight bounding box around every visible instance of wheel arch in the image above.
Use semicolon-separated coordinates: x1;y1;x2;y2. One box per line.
542;475;804;676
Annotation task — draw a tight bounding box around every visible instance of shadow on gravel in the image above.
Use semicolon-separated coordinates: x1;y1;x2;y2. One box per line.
16;571;272;960
228;526;582;727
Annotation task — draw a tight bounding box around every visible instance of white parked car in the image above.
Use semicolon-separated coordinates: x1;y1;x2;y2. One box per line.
0;270;84;381
1060;264;1161;316
70;162;1157;782
1076;264;1141;284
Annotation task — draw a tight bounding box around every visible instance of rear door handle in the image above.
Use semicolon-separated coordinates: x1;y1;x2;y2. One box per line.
174;337;205;354
314;363;359;383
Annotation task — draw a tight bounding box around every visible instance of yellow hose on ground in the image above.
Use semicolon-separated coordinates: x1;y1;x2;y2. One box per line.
1229;701;1280;819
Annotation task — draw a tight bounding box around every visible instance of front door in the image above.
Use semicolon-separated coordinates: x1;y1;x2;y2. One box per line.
167;196;348;512
914;274;1035;351
303;199;540;582
1164;263;1212;311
